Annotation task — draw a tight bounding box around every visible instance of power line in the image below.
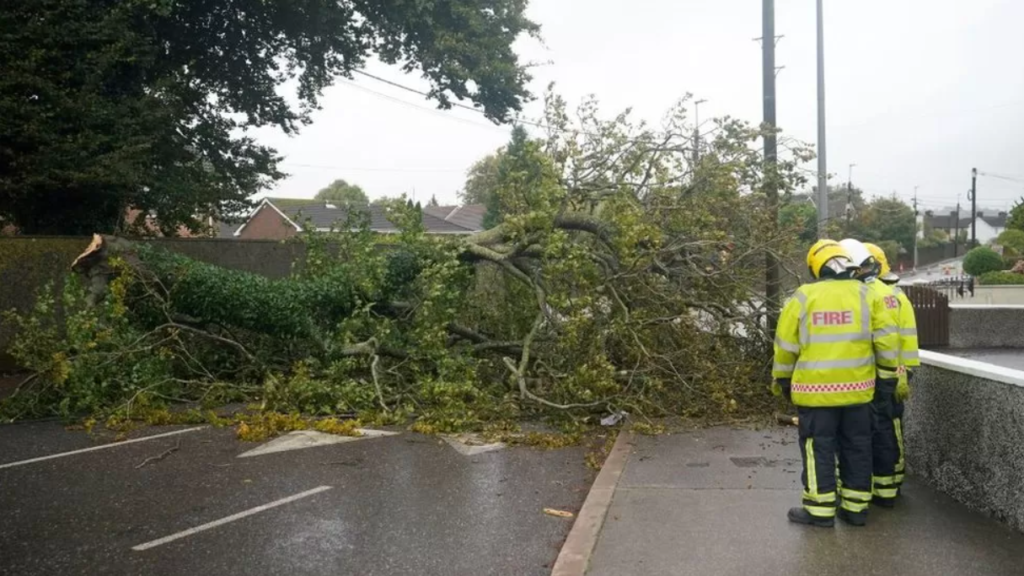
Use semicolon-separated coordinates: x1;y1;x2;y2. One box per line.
339;80;510;134
281;162;465;174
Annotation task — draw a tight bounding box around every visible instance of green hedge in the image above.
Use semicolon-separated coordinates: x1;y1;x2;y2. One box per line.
978;271;1024;285
963;246;1005;277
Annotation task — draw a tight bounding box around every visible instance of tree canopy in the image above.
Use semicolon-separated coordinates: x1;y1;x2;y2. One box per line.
460;149;504;206
3;90;814;426
0;0;538;235
315;180;369;205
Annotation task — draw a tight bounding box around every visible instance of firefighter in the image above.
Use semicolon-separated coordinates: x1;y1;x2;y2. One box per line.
773;239;901;527
840;239;902;508
865;242;919;497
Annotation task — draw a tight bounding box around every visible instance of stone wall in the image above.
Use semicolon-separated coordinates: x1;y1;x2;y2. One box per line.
948;305;1024;349
0;237;306;370
905;350;1024;532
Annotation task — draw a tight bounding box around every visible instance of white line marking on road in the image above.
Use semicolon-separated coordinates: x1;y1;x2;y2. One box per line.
0;427;207;470
131;485;333;551
237;428;398;458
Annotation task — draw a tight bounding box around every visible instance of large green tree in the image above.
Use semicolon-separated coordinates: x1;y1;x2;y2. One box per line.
315;180;369;205
0;0;537;235
1007;198;1024;233
460;149;504;206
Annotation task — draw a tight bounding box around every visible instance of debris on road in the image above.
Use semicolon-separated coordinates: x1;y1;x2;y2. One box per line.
135;440;181;469
544;508;574;519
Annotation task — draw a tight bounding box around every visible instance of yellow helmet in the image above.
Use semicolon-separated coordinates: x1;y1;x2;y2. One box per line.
864;242;898;281
806;239;852;279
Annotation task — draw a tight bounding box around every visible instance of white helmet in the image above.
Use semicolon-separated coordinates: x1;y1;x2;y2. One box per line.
839;238;873;268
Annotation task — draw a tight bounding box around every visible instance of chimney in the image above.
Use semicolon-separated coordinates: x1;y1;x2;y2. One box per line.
978;211;985;218
925;210;934;217
999;211;1008;217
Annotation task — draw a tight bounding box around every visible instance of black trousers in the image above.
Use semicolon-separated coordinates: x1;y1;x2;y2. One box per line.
871;379;900;500
797;404;872;517
893;399;906;489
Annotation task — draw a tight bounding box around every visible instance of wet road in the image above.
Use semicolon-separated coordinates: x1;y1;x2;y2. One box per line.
0;423;593;575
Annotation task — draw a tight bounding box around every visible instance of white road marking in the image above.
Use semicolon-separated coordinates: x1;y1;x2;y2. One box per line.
131;485;333;551
0;427;207;470
237;428;397;458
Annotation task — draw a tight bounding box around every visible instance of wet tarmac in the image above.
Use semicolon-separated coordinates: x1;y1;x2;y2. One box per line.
0;423;593;575
588;427;1024;576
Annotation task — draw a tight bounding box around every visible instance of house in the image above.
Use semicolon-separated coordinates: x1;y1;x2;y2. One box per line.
227;198;478;240
924;210;1007;245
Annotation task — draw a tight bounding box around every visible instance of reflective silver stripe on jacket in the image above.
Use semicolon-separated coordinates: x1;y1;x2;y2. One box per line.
876;350;900;361
773;362;795;373
795;291;809;346
899;328;918;336
859;283;871;338
872;326;898;338
775;338;800;353
808;332;868;344
795;357;875;371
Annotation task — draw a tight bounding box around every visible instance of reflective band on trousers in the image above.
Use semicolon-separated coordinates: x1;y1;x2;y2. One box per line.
775;338;800;353
795;357;874;371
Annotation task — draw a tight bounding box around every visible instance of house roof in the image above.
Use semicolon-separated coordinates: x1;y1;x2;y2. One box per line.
423;204;486;231
234;198;476;236
925;213;971;230
979;212;1008;228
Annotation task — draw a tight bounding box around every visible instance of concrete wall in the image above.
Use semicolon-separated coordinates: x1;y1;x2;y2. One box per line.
961;286;1024;306
948;305;1024;349
906;350;1024;532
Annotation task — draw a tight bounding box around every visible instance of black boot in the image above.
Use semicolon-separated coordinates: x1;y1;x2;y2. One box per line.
872;496;895;509
787;507;834;528
838;508;867;527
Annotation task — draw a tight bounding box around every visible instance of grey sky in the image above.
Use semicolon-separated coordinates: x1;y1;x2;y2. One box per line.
255;0;1024;213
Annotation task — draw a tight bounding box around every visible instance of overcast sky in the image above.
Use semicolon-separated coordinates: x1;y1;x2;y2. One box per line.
254;0;1024;214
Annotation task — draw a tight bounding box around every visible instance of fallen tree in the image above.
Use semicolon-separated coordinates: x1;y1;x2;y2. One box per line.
1;92;812;427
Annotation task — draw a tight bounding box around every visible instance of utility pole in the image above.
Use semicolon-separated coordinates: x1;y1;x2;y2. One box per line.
693;99;707;166
970;167;978;247
954;195;961;257
913;186;919;270
815;0;828;236
762;0;781;333
846;163;856;223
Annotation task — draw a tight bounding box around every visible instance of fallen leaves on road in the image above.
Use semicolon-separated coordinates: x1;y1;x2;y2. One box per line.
543;508;574;519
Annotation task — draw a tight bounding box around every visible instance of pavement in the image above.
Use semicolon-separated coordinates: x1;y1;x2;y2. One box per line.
585;427;1024;576
944;348;1024;371
0;421;594;576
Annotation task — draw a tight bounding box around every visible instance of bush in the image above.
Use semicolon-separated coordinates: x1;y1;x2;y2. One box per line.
963;246;1005;276
979;271;1024;285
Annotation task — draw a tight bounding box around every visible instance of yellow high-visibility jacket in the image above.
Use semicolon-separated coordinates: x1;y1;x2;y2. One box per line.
894;288;920;369
867;279;903;380
773;278;901;407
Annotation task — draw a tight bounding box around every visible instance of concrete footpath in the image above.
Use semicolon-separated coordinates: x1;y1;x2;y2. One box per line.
581;427;1024;576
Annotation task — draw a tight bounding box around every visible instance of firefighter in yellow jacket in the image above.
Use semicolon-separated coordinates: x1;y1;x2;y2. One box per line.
773;239;901;527
840;238;902;508
865;242;919;497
